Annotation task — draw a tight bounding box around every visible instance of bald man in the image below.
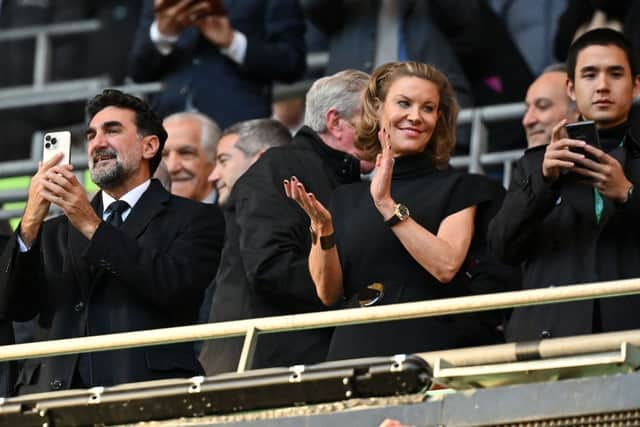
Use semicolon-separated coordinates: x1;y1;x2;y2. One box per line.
522;64;579;148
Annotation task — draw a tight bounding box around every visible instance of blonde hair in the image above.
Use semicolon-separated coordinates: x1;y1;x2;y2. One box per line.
355;61;459;167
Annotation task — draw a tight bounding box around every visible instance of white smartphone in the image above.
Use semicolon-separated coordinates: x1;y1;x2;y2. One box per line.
42;131;71;165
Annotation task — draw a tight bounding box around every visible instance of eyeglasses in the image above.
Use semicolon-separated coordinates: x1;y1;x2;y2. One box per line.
347;282;385;308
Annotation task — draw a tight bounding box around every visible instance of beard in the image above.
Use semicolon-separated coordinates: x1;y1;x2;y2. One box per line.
90;149;130;189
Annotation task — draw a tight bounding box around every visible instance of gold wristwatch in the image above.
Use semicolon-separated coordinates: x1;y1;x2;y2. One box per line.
384;203;410;227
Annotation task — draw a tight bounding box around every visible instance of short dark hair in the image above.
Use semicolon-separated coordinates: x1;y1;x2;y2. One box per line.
222;118;291;157
86;89;167;174
567;28;638;82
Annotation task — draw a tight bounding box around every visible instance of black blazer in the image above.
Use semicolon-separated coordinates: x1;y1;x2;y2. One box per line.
0;180;224;394
488;129;640;341
0;233;14;397
199;126;361;375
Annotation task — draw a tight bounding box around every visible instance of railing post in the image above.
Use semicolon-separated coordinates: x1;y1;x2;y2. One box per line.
503;160;513;189
237;326;259;373
469;110;488;174
33;30;51;88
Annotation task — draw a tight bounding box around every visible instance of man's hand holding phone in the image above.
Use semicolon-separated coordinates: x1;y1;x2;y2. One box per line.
572;143;633;203
543;120;633;202
154;0;216;36
20;153;69;247
542;119;588;181
154;0;227;37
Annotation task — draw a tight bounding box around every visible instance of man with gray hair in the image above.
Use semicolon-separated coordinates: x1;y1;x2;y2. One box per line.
522;63;579;148
162;112;221;203
201;70;370;375
208;119;292;206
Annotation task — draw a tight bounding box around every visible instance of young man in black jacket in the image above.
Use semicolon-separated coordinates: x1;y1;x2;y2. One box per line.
489;29;640;341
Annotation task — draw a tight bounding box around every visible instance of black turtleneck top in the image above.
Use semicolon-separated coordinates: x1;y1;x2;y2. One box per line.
599;121;630;152
327;151;503;359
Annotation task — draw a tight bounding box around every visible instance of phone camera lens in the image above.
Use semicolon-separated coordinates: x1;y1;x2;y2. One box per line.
45;142;51;149
51;138;57;145
45;135;51;141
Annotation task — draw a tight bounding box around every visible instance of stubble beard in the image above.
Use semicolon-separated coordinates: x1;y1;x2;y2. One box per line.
91;161;127;189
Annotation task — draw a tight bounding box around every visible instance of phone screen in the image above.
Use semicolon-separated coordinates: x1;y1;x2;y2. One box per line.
42;131;71;166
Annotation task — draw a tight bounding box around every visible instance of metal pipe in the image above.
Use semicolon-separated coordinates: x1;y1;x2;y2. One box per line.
1;278;640;363
0;20;101;41
417;329;640;367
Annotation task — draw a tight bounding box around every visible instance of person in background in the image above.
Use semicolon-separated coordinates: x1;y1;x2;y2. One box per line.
128;0;306;129
204;70;370;374
197;118;291;374
489;29;640;341
162;112;221;203
523;63;579;148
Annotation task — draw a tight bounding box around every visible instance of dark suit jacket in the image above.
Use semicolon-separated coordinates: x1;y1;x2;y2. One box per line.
0;180;224;394
488;128;640;341
0;233;14;397
301;0;473;108
128;0;306;128
199;126;361;375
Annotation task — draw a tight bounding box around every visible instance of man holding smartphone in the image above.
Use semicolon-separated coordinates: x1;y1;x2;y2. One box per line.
489;29;640;341
0;89;224;394
129;0;306;130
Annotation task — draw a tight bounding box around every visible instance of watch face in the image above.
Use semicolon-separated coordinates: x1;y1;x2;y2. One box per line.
396;204;410;220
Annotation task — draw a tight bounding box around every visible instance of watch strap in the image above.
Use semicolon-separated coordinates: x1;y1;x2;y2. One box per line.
384;214;402;227
309;227;336;250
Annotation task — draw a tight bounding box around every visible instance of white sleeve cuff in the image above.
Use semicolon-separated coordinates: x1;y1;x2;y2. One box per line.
220;30;247;65
150;20;180;55
17;233;30;253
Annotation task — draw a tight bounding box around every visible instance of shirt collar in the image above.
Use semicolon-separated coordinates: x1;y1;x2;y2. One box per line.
298;126;361;185
102;179;151;213
201;189;217;204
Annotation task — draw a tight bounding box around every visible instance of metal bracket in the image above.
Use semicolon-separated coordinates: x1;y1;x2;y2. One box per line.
237;325;260;373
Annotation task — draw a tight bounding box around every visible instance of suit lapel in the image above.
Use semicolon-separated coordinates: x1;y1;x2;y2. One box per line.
120;180;170;239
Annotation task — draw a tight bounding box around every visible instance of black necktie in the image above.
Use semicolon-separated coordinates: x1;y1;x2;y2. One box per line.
106;200;130;227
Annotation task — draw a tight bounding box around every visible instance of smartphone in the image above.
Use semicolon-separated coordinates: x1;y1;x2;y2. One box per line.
42;131;71;166
565;120;601;161
154;0;225;15
206;0;226;15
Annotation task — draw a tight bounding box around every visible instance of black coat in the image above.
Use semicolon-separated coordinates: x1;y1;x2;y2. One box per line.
488;126;640;341
199;126;361;374
0;233;14;397
0;180;224;394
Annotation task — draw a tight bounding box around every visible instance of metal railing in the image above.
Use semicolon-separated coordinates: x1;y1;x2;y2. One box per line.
0;20;102;88
1;278;640;374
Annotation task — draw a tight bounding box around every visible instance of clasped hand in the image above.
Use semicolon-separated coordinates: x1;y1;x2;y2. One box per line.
154;0;233;48
543;120;632;202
